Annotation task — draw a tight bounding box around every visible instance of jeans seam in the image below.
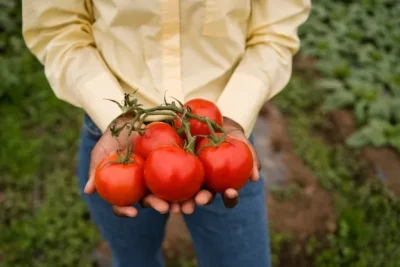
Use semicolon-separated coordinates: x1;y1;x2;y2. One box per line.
83;115;102;139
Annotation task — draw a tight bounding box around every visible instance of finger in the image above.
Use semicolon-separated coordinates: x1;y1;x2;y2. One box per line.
170;203;181;214
250;162;260;182
112;206;138;218
195;189;215;206
142;195;169;214
225;188;238;199
181;199;196;215
249;146;261;182
222;189;239;208
84;175;96;195
85;145;108;195
85;152;99;194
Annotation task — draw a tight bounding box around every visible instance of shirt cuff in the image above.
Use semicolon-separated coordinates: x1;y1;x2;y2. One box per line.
216;72;269;138
78;72;125;133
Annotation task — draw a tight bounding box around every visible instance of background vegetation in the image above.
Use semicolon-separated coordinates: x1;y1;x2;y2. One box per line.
1;0;399;266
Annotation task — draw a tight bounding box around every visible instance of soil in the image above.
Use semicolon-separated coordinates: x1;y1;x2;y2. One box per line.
361;148;400;196
329;109;400;197
262;103;336;237
163;214;194;262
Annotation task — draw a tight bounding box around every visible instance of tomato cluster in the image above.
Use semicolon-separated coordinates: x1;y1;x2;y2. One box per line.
94;98;253;207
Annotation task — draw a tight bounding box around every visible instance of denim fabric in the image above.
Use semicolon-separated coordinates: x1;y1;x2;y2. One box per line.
77;114;271;267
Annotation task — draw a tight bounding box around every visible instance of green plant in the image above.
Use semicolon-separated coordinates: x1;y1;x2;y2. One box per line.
0;2;99;266
274;75;400;267
299;0;400;151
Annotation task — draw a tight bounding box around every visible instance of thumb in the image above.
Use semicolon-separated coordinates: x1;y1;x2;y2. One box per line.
251;161;259;182
84;170;96;194
84;146;107;194
84;116;135;195
248;145;261;182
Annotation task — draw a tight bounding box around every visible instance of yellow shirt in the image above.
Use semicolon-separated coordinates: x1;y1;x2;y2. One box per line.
22;0;311;137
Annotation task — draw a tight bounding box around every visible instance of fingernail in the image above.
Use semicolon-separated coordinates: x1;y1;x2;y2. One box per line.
84;184;89;194
160;209;169;214
159;205;170;214
127;210;136;217
205;193;216;205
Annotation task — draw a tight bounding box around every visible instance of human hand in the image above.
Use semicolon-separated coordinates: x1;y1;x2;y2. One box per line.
222;117;261;183
85;115;260;216
173;117;261;213
84;115;170;217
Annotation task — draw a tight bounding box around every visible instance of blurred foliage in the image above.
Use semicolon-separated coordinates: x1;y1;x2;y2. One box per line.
299;0;400;150
274;76;400;267
0;1;99;266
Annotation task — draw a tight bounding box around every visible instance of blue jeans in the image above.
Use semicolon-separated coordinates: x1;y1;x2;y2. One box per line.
77;114;271;267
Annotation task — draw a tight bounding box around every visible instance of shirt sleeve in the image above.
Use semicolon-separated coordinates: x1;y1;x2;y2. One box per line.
22;0;124;132
216;0;311;137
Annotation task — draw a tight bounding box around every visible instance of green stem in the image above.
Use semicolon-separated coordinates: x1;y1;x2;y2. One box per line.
136;113;149;135
108;92;227;155
141;105;224;133
182;118;196;154
187;112;224;133
206;119;219;142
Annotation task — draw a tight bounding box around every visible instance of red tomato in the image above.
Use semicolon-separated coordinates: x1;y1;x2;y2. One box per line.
135;122;184;159
174;98;223;137
144;146;205;202
196;134;253;193
95;153;146;206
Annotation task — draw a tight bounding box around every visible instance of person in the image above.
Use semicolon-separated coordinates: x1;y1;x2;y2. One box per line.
22;1;311;266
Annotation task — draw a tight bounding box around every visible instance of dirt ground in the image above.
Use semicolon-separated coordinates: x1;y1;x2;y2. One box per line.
329;109;400;197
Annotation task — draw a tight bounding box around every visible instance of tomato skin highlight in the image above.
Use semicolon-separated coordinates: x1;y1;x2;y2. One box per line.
144;146;205;202
134;122;184;160
95;153;146;206
196;135;253;193
174;98;223;137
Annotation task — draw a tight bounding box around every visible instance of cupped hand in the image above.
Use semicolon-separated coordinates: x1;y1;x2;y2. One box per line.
84;115;170;217
170;117;261;214
85;116;260;217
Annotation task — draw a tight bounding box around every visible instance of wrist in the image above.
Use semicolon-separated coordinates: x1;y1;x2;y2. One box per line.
223;116;244;133
105;113;138;137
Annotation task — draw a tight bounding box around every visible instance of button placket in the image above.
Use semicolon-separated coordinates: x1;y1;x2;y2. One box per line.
160;0;184;103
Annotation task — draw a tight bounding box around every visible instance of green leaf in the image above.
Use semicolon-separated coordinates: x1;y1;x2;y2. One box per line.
390;99;400;123
385;123;400;137
346;121;388;148
317;78;345;91
354;100;368;122
334;63;351;79
367;96;392;121
369;119;393;133
388;135;400;151
346;77;381;101
346;131;371;148
323;89;356;111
